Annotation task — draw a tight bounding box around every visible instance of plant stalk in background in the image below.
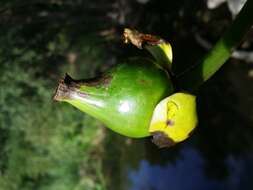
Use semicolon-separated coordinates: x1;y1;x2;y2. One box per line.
177;0;253;90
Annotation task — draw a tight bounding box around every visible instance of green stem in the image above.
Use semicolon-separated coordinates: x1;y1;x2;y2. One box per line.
177;0;253;91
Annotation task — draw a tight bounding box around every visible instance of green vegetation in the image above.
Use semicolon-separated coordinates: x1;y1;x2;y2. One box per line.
0;5;107;188
0;53;106;190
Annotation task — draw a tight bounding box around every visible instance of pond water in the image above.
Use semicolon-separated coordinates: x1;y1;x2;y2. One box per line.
103;128;253;190
127;145;253;190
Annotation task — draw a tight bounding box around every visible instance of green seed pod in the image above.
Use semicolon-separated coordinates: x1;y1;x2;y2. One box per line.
54;28;199;147
54;58;174;138
149;93;198;148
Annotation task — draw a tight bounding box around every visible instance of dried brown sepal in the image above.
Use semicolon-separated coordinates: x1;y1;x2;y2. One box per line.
78;75;112;87
53;74;80;101
53;73;112;102
123;28;164;49
151;131;176;148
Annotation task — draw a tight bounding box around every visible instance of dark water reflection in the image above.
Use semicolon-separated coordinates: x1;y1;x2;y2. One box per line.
128;146;253;190
103;131;253;190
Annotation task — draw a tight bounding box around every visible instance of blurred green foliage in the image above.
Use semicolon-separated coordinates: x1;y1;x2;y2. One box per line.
0;52;108;190
0;2;108;189
0;48;106;190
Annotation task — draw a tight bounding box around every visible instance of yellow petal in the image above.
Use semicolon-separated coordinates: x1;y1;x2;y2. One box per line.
149;92;198;144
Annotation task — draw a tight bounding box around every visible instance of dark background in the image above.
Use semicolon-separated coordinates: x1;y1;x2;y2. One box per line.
0;0;253;190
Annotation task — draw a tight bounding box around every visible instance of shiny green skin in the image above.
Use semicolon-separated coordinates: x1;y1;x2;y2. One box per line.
64;58;174;138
